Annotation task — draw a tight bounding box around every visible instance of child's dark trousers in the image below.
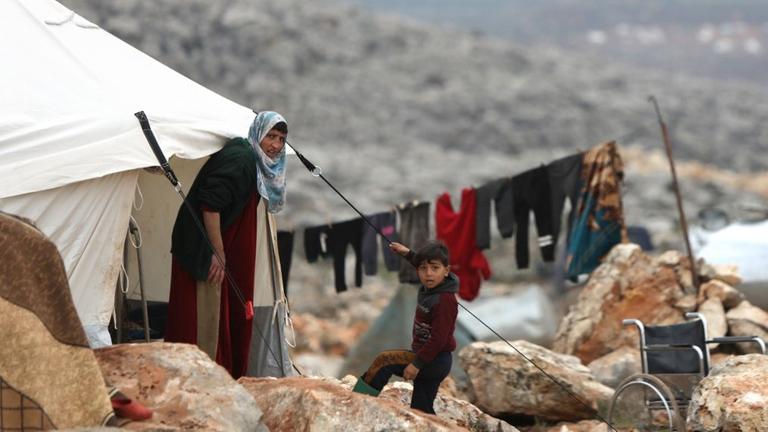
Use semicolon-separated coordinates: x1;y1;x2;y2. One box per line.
360;350;452;414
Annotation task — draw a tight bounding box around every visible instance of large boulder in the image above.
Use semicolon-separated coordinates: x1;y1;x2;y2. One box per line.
95;343;266;431
687;354;768;431
698;297;728;349
380;381;519;432
238;376;464;431
553;244;687;363
587;346;641;389
459;341;613;421
725;301;768;354
699;262;743;288
698;279;744;310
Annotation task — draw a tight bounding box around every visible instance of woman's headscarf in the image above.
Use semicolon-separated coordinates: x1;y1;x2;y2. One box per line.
248;111;287;214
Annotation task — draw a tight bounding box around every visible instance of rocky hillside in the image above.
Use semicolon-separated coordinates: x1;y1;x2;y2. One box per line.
62;0;768;240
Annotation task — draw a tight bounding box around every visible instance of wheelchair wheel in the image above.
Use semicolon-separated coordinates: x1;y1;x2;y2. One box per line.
607;373;686;431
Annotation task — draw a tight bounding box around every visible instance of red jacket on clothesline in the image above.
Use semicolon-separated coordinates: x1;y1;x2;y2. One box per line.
435;189;492;301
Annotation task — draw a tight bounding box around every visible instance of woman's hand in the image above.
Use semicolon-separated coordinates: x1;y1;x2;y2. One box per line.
389;242;410;257
202;210;226;285
403;363;420;380
208;252;226;285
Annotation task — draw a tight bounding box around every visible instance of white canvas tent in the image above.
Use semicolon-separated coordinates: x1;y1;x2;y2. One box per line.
0;0;293;375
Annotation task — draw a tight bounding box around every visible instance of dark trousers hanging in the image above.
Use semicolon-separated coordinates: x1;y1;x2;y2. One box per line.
304;225;330;263
277;230;294;298
361;211;400;276
512;166;555;268
547;153;583;248
397;202;431;284
327;218;364;292
475;178;515;250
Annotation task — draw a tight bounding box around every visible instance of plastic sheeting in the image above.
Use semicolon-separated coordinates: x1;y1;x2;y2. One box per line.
693;220;768;283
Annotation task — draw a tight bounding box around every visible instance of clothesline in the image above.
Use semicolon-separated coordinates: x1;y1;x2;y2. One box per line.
288;140;626;301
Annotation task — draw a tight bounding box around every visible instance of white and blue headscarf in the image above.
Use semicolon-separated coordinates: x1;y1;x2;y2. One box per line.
248;111;287;214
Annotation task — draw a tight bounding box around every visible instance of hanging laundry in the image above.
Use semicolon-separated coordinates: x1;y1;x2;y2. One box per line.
277;230;294;298
304;224;330;263
512;166;555;269
397;201;431;284
547;153;584;247
475;177;515;250
566;141;626;278
361;211;400;276
326;218;365;293
436;189;492;301
496;178;515;239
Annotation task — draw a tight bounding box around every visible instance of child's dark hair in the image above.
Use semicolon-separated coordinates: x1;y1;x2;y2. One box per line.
413;240;450;266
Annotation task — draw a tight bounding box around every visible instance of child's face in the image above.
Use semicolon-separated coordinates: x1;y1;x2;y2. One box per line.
417;259;450;289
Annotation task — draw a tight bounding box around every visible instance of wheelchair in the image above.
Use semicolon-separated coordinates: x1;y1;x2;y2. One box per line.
606;312;767;431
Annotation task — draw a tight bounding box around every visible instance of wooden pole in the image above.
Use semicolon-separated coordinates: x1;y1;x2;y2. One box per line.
648;95;700;291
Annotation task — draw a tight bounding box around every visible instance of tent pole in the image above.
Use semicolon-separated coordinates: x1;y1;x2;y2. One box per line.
115;237;128;344
648;96;700;292
129;219;151;342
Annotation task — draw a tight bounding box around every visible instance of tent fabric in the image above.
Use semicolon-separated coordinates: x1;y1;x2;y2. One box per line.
0;0;294;369
247;200;294;377
0;171;138;330
0;0;254;200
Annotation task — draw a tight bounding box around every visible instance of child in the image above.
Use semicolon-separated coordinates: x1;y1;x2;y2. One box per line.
352;240;458;414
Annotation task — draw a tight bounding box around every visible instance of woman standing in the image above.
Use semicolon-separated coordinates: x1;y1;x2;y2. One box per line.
165;111;289;379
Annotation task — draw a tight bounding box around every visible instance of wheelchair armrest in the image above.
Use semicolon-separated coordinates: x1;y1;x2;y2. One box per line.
644;344;706;376
708;336;767;354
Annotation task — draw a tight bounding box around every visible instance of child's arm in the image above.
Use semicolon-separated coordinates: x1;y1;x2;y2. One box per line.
389;242;418;267
389;242;409;256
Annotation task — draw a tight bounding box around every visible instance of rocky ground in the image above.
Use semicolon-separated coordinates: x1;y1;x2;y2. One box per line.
80;243;768;431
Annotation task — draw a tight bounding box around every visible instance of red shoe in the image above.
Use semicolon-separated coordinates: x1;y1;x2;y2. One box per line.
111;397;153;421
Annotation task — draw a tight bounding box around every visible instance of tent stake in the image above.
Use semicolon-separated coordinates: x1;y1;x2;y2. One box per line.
649;95;700;292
